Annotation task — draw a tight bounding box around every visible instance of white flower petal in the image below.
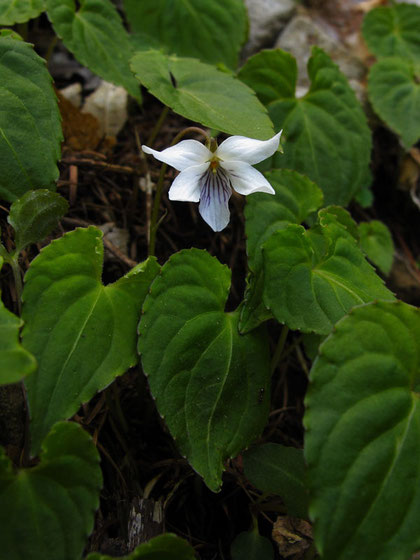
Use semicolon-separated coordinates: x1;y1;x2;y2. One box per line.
199;168;232;231
221;161;275;195
216;130;282;165
168;163;209;202
143;139;210;171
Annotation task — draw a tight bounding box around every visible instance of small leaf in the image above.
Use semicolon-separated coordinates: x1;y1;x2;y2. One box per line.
124;0;247;69
368;57;420;149
263;208;395;334
130;49;274;140
138;249;271;492
22;227;160;454
231;530;274;560
358;220;394;276
86;533;196;559
239;48;372;206
243;443;308;518
0;421;101;560
362;3;420;61
0;0;45;25
0;258;36;385
0;36;62;202
240;169;323;333
46;0;141;102
8;190;68;254
305;301;420;560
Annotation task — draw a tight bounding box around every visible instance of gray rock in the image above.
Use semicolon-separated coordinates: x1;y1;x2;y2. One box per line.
275;14;366;89
242;0;297;59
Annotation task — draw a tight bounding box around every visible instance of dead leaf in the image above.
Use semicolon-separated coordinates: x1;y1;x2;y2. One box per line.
272;516;313;559
82;81;128;138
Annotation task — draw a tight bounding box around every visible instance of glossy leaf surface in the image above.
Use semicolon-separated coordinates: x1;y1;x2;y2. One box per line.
368;58;420;149
0;37;61;201
238;48;372;205
8;190;68;254
263;208;395;334
362;3;420;60
46;0;141;101
0;421;101;560
138;249;271;492
0;0;45;25
124;0;247;68
243;443;308;518
22;227;159;454
305;301;420;560
130;49;274;140
87;533;196;559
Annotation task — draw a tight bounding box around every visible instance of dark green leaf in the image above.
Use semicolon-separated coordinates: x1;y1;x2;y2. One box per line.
358;220;394;276
231;529;274;560
0;421;101;560
130;49;274;140
305;301;420;560
138;249;271;491
8;190;68;254
0;0;45;25
22;227;160;454
86;533;196;559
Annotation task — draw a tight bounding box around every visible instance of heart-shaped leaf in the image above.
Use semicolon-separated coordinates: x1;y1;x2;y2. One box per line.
87;533;196;559
138;249;271;492
238;48;372;205
8;190;68;254
240;169;323;333
0;258;36;385
130;49;274;140
358;220;394;276
124;0;247;69
22;227;160;454
46;0;141;102
263;208;395;334
368;57;420;149
0;421;101;560
0;36;62;202
305;301;420;560
362;3;420;61
243;443;308;518
0;0;45;25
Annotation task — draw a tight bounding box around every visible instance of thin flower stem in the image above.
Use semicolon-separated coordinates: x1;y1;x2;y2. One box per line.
9;257;23;316
270;325;289;374
147;126;210;256
146;106;170;147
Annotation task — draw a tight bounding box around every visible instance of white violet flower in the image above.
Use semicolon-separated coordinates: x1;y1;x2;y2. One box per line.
142;131;282;232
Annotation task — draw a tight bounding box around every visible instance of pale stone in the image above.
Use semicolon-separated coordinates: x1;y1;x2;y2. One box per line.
242;0;297;58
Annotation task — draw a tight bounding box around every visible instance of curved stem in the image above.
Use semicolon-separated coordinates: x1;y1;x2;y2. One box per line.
147;126;210;256
270;325;289;374
146;106;169;147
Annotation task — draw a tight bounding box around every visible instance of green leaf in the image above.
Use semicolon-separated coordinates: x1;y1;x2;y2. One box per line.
358;220;394;276
240;169;323;333
243;443;308;518
130;49;274;140
0;421;101;560
305;301;420;560
231;529;274;560
368;57;420;149
362;3;420;61
0;258;37;385
124;0;247;69
8;189;68;254
263;207;395;334
0;0;45;25
46;0;141;102
86;533;196;560
238;48;372;206
138;249;271;492
22;227;160;454
0;37;62;202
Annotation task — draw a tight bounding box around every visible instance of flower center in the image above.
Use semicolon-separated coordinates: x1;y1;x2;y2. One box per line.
209;157;220;174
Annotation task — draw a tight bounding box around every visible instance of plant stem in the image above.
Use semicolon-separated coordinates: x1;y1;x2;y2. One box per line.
147;126;210;256
270;325;289;374
146;106;169;147
9;257;23;316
